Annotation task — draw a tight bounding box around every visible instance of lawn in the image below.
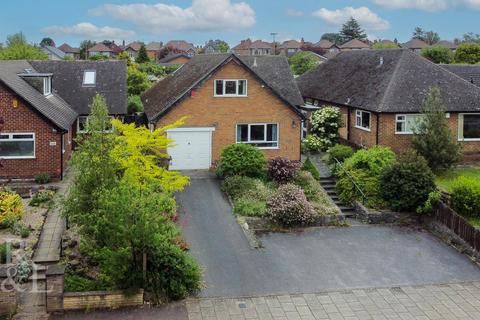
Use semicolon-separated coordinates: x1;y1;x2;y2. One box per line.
435;166;480;192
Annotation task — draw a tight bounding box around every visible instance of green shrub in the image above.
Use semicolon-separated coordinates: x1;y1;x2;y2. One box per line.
11;221;31;238
294;171;339;216
0;243;9;264
34;173;51;184
451;176;480;217
309;106;343;149
216;144;266;178
29;190;55;207
301;134;323;153
268;157;300;184
65;274;109;292
222;176;258;201
266;184;316;227
233;197;266;217
301;158;320;180
127;95;144;114
336;168;385;208
0;191;23;226
379;153;436;212
327;144;354;164
342;146;396;175
417;190;442;215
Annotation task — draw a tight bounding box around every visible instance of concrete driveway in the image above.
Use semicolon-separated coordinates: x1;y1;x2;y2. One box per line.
177;172;480;298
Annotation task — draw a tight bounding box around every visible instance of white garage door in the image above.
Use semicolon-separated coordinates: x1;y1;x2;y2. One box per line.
167;128;214;170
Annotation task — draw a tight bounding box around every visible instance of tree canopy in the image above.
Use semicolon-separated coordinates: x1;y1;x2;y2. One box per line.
0;33;48;60
288;51;319;75
40;37;55;47
412;27;440;45
321;33;343;45
454;43;480;64
421;46;453;64
135;43;150;64
340;18;367;43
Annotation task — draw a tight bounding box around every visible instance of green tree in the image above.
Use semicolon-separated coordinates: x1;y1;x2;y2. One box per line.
135;43;150;63
340;17;367;43
288;51;319;75
455;43;480;64
117;51;133;66
40;37;55;47
421;46;453;64
372;42;399;49
412;27;440;45
127;95;144;114
79;40;95;59
89;54;109;61
0;33;48;60
411;87;461;172
321;33;343;45
461;32;480;44
127;65;152;95
217;41;230;53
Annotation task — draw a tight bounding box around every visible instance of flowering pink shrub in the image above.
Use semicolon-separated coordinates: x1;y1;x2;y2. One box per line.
266;184;316;227
268;157;300;184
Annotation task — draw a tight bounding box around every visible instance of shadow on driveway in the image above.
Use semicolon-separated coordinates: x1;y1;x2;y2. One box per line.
178;172;480;298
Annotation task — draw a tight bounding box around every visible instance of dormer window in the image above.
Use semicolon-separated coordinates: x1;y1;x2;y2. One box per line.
43;77;51;96
83;70;96;86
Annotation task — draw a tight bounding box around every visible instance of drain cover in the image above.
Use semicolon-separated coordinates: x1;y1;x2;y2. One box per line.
238;303;247;309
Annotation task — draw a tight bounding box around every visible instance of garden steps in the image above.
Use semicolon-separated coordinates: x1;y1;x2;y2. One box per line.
319;176;356;217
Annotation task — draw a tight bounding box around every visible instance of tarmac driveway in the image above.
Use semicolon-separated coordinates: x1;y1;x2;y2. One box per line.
177;172;480;298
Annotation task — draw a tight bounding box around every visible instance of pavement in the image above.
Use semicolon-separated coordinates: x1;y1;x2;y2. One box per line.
177;172;480;298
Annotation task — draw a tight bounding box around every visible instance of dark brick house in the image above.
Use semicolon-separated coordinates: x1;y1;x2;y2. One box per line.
0;60;127;180
296;49;480;159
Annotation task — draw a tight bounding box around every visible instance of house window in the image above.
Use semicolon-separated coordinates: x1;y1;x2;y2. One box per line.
459;113;480;141
236;123;278;148
0;133;35;159
355;110;371;131
395;114;423;134
83;70;96;86
43;77;51;96
214;80;247;97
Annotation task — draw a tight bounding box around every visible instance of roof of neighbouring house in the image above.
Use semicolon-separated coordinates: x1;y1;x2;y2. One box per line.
340;39;370;49
0;60;77;130
146;42;163;51
440;64;480;87
41;46;66;59
437;40;458;49
142;53;304;121
58;43;80;54
30;60;127;115
296;49;480;113
166;40;195;52
233;39;252;51
314;39;337;49
125;42;143;51
87;43;113;52
158;53;191;63
402;38;429;49
250;40;272;49
280;40;302;49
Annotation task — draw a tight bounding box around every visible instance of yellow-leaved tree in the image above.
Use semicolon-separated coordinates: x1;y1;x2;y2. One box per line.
111;118;189;192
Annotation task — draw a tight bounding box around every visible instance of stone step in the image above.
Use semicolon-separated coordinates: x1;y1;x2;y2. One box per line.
319;176;334;181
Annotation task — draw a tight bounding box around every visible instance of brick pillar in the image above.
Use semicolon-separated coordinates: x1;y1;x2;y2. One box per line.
46;264;65;313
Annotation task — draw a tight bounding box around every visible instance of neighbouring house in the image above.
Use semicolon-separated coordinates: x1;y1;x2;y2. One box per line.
340;39;371;51
166;40;196;57
233;39;273;56
204;40;227;54
41;46;66;60
158;53;191;66
441;64;480;87
123;42;143;59
141;53;305;170
437;40;458;52
402;38;429;53
87;42;122;58
146;42;163;62
279;40;303;57
58;43;81;60
376;39;400;48
0;60;127;180
296;49;480;159
313;39;340;53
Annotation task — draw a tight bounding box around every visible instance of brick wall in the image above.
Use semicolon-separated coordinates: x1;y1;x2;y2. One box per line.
155;60;302;162
63;290;144;311
0;83;71;180
348;108;377;148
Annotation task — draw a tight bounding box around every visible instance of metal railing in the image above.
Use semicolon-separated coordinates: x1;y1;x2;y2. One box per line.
332;156;367;205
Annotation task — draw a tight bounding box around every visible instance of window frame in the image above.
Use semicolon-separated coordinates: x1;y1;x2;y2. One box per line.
0;132;36;159
43;77;52;96
395;114;423;135
214;79;248;97
355;109;371;132
83;70;96;87
236;123;279;149
458;113;480;141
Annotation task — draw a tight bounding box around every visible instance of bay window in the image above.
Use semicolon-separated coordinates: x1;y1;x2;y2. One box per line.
214;80;247;97
0;133;35;159
395;114;423;134
236;123;278;148
459;113;480;141
355;110;371;131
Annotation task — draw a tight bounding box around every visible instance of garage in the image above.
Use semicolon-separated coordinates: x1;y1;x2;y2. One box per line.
167;128;215;170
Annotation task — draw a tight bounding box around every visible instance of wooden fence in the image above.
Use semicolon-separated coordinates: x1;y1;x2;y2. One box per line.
435;201;480;252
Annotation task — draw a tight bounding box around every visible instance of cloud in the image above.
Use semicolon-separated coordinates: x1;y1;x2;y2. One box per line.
286;8;304;17
371;0;480;11
89;0;255;34
42;22;135;39
312;6;390;31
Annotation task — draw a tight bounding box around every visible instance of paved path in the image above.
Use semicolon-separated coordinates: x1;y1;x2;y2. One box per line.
177;173;480;298
32;172;72;263
186;281;480;320
301;153;332;178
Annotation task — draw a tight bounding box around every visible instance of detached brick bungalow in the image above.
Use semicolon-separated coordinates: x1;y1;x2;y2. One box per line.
142;53;305;170
0;60;127;180
296;49;480;159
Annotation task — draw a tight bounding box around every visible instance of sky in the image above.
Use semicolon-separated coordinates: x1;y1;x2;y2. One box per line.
1;0;479;47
